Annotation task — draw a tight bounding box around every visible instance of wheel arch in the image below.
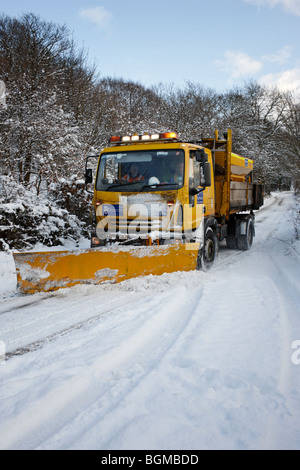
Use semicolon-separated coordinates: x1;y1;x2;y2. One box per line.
204;217;218;234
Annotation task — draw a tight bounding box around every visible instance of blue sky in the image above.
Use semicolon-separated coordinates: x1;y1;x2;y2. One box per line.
1;0;300;93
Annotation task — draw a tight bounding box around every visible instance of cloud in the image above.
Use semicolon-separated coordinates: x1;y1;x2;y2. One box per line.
260;67;300;91
244;0;300;16
262;46;292;64
215;46;299;93
215;51;263;79
79;6;113;28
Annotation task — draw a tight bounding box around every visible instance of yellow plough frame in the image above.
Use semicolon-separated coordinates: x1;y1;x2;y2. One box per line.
13;244;200;294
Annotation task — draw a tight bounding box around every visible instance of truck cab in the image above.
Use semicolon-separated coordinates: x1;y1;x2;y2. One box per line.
87;133;214;246
86;129;263;269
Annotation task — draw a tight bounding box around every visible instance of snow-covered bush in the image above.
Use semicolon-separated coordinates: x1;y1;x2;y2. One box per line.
49;176;92;230
0;176;86;251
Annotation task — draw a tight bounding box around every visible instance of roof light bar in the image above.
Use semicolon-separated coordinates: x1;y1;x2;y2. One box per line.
109;132;179;144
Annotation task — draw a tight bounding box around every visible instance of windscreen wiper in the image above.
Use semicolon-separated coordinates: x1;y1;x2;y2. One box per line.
141;183;179;191
105;181;141;191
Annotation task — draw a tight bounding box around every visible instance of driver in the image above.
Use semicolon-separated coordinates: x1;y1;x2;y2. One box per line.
163;159;184;183
122;163;145;183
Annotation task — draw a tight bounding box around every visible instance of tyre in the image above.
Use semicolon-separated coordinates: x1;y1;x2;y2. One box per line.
237;217;254;251
198;227;218;271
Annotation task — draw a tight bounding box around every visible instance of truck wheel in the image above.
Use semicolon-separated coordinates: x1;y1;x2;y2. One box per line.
198;227;218;271
237;217;254;251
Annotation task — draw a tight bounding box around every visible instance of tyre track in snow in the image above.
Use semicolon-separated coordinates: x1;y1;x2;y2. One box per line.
0;291;66;315
45;287;205;450
1;192;299;450
252;193;300;449
4;292;139;360
0;296;50;315
260;256;300;450
215;192;291;271
150;191;300;450
1;286;205;450
215;191;300;450
0;288;177;449
0;289;140;356
78;287;206;451
78;191;298;450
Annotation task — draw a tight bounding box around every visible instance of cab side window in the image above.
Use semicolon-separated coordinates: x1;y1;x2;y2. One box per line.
194;158;201;188
189;151;201;206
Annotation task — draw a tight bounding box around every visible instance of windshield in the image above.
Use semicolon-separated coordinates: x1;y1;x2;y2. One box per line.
96;149;185;192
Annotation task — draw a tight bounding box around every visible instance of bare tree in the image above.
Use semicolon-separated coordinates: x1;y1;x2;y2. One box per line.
0;14;90;188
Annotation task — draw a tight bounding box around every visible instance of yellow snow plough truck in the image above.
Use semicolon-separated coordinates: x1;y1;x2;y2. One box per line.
14;129;263;294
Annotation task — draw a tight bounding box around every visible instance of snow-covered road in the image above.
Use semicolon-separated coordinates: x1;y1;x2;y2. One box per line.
1;192;300;450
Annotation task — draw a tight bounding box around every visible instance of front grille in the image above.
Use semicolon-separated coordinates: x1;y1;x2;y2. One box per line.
117;219;162;234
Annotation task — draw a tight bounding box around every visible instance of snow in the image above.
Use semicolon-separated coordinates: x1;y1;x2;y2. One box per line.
0;191;300;450
20;236;91;254
0;252;17;295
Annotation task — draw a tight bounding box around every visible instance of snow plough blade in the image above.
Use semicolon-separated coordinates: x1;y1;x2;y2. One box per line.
13;244;200;294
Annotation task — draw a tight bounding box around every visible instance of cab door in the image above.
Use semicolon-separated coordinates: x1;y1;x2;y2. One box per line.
184;150;204;231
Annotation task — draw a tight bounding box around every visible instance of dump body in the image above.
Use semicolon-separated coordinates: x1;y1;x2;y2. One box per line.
202;129;263;221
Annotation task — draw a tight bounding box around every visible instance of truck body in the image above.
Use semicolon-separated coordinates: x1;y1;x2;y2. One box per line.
88;129;263;268
13;129;264;294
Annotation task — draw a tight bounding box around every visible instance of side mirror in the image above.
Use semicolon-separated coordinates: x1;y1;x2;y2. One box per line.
85;154;99;193
85;168;93;184
201;161;211;187
189;187;199;196
195;149;208;163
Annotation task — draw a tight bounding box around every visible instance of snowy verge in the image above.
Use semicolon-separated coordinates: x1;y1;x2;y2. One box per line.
0;252;17;296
